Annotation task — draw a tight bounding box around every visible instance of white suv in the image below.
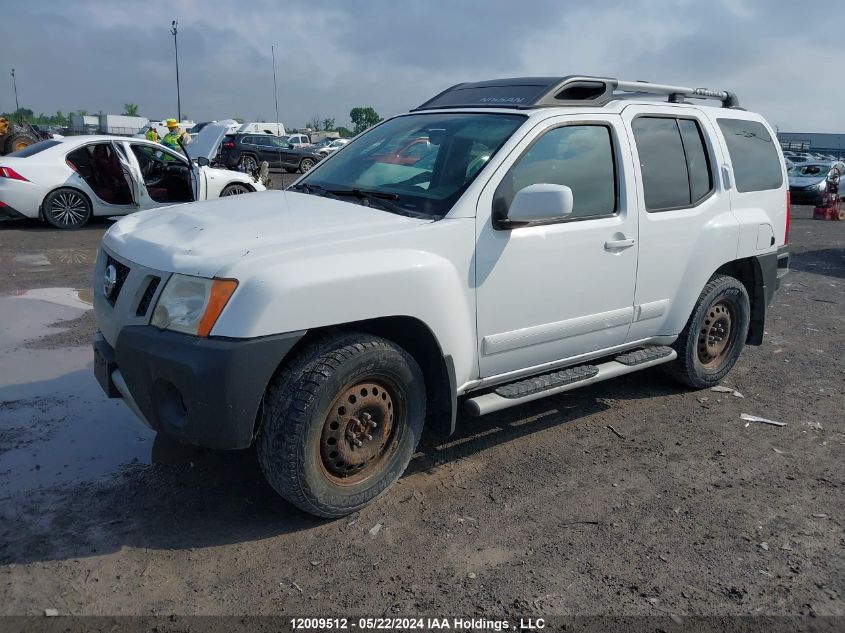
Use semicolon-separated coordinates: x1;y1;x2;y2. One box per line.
92;76;790;518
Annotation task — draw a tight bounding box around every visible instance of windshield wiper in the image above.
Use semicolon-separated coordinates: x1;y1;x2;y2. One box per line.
288;182;343;201
326;188;431;219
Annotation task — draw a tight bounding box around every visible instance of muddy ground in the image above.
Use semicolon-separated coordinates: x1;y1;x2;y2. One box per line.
0;183;842;619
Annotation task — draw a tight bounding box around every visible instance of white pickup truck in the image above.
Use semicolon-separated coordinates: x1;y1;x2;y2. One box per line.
93;76;790;517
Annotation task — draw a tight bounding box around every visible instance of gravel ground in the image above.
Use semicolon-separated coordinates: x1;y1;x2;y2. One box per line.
0;193;842;619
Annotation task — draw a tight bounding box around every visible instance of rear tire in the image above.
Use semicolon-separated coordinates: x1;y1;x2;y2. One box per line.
42;188;92;229
257;333;426;518
664;274;750;389
238;155;258;172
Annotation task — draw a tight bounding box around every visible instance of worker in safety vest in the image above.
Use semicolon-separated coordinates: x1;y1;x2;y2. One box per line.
161;119;190;153
145;126;160;142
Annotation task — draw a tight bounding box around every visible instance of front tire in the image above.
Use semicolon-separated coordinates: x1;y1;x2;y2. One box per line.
42;188;92;229
299;157;315;173
257;333;426;518
220;183;252;196
665;274;750;388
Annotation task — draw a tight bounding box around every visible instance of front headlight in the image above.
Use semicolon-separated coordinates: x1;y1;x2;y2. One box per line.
151;274;238;337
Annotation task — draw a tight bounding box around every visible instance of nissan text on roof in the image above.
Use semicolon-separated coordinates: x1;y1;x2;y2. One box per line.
92;76;790;517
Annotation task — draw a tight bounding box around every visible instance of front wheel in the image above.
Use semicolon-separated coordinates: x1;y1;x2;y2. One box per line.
664;274;750;388
257;333;425;518
220;183;252;196
299;157;315;173
42;188;92;229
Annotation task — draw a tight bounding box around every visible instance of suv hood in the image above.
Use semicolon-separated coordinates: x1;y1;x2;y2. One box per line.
102;191;430;278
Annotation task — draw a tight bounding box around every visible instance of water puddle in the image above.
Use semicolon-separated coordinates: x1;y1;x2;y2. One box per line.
0;290;154;497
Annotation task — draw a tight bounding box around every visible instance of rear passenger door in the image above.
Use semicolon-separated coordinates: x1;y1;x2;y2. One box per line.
621;106;738;343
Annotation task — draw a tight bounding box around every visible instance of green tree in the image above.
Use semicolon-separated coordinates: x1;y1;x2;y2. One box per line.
123;103;139;116
350;107;381;135
321;117;336;132
335;126;352;138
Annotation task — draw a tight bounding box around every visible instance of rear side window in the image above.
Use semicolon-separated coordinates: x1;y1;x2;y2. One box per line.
8;139;61;157
632;116;713;211
495;124;616;220
717;119;783;193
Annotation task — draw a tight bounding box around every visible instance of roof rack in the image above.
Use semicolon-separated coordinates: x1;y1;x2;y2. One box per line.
414;75;740;111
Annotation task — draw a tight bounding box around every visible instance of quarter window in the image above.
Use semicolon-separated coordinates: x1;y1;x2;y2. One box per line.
632;116;713;212
495;124;616;221
717;119;783;193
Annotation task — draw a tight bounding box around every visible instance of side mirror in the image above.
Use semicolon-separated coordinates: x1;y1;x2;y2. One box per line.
195;156;210;167
505;183;574;226
287;143;295;149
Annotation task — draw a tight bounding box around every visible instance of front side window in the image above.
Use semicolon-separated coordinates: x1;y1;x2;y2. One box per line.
494;124;616;221
632;116;713;211
717;118;783;193
298;112;525;218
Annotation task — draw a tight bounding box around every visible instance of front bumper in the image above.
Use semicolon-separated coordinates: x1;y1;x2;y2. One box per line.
93;327;304;449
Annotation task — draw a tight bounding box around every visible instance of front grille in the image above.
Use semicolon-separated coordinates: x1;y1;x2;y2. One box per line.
136;277;161;316
106;255;130;306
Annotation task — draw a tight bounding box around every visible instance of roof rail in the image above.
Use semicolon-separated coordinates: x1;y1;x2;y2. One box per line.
414;75;740;111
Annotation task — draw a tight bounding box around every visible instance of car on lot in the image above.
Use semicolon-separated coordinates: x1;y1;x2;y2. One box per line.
0;134;265;229
218;133;324;173
93;75;789;518
313;138;349;156
282;133;311;148
787;161;845;205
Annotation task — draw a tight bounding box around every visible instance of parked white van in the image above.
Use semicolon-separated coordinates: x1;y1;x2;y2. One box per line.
93;75;790;517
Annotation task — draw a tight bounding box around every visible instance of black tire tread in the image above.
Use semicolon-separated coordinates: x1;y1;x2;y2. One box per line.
42;187;92;230
665;274;749;388
257;333;422;518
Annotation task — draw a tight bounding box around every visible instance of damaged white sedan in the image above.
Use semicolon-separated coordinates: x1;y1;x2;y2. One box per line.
0;123;265;229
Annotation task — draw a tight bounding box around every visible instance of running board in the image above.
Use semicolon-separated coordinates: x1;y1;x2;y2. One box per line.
464;346;676;416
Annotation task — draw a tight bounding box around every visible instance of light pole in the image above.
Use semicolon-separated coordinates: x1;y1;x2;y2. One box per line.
10;68;20;118
171;20;181;122
271;45;281;136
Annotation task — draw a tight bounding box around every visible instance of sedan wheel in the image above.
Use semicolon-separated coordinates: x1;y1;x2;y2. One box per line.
43;188;92;230
221;183;252;196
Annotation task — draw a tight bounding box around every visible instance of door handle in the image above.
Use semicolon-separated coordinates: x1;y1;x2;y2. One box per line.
604;237;636;250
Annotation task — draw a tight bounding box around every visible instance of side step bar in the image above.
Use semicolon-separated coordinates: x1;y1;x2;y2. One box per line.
464;346;677;416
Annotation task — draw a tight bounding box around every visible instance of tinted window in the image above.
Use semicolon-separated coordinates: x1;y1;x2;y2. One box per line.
632;117;690;210
8;139;61;157
718;119;783;192
678;119;712;203
495;125;616;220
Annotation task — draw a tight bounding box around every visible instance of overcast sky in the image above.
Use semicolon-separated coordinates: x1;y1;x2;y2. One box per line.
2;0;842;132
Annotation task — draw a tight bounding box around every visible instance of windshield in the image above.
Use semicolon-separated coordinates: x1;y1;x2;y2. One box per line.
7;139;62;157
788;163;828;177
298;112;525;217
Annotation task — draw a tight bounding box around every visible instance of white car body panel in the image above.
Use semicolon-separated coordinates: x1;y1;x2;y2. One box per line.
0;135;264;220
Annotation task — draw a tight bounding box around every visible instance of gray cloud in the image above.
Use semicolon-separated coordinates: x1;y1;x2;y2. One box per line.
1;0;842;131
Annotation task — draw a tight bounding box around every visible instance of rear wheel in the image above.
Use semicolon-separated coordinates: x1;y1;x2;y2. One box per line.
665;274;750;388
299;157;315;173
220;183;252;196
257;333;426;518
42;188;92;229
238;155;258;172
